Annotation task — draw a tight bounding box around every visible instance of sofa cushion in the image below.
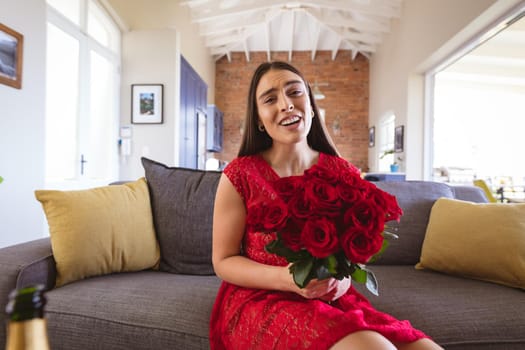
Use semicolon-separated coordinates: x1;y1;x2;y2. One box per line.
44;271;222;350
353;266;525;349
373;181;455;265
141;157;221;275
416;198;525;289
35;178;160;287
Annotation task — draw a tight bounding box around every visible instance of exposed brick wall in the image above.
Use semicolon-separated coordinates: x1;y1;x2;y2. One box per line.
213;51;369;172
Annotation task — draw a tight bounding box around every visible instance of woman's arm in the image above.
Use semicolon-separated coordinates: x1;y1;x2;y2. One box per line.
212;173;349;299
212;174;293;291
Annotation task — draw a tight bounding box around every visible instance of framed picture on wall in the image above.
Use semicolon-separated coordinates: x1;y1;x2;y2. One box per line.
131;84;163;124
0;23;24;89
395;125;404;152
368;126;375;147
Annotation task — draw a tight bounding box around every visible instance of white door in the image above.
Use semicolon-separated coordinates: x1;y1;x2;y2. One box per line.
45;0;120;190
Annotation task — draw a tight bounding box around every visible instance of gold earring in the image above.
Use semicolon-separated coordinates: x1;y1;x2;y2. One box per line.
311;110;315;118
258;124;265;132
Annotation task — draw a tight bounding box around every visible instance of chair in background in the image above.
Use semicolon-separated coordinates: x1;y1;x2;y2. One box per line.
473;179;499;203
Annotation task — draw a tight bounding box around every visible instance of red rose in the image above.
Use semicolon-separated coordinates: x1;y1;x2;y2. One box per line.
337;181;365;204
343;200;382;233
369;189;403;221
273;177;303;201
301;217;339;258
288;192;311;219
304;181;340;217
338;164;362;187
279;218;304;251
247;200;288;232
341;226;384;264
304;166;339;185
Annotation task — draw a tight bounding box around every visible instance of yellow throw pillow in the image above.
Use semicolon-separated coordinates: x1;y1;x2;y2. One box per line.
416;198;525;289
35;178;160;287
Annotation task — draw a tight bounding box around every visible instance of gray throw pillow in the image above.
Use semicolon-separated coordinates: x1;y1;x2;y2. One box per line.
373;181;454;265
141;157;221;275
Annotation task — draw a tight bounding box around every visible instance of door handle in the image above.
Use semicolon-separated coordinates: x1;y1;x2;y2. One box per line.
80;154;88;175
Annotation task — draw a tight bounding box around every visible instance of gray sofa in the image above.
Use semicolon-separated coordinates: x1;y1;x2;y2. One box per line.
1;159;524;349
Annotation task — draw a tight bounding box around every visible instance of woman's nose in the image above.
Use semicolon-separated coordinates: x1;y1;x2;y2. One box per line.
279;96;294;112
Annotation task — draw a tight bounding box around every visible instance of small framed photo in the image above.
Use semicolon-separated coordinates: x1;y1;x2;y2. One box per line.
368;126;375;147
0;23;24;89
131;84;163;124
395;125;404;152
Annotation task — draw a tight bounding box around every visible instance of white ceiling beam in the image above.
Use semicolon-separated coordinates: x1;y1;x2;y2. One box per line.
331;37;341;60
304;8;389;34
300;0;402;18
265;21;271;61
310;20;320;61
243;37;251;62
206;33;243;47
341;29;383;45
200;19;263;37
288;9;295;61
190;0;293;23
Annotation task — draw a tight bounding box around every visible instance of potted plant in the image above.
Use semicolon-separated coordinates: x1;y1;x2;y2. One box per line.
0;176;3;184
380;150;402;172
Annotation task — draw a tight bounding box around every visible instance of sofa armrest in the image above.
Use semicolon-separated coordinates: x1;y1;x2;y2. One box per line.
0;238;56;343
0;238;56;303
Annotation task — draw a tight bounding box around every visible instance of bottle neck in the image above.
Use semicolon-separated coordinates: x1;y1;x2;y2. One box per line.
6;285;46;322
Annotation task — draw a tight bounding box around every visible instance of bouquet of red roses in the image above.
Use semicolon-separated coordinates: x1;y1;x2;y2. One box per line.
246;166;402;295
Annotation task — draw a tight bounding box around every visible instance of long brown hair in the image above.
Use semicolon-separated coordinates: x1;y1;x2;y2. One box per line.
238;61;339;157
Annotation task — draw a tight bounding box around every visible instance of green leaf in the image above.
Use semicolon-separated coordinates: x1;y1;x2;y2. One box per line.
323;255;338;275
0;176;3;184
291;258;314;288
368;239;389;264
350;266;367;284
364;268;379;296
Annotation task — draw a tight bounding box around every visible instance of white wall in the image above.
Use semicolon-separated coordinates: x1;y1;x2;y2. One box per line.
0;0;47;248
368;0;521;179
107;0;216;179
119;30;178;180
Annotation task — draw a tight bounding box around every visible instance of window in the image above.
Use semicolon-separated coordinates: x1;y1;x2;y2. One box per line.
427;8;525;189
46;0;120;188
378;114;395;172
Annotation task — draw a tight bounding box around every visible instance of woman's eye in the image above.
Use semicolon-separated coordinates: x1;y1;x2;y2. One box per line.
264;97;275;104
288;89;303;96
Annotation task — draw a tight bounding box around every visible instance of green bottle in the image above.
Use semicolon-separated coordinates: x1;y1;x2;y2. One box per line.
5;285;50;350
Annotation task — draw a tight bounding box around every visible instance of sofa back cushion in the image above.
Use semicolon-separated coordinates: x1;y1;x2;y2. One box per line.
373;181;455;265
142;157;221;275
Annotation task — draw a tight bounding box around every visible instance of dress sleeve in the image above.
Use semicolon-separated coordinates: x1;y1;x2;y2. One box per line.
223;157;250;203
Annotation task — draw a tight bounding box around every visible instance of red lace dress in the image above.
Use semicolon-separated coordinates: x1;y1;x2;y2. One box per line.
209;153;429;349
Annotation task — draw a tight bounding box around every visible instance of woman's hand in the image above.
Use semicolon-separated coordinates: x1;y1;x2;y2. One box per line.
286;272;351;301
318;277;351;302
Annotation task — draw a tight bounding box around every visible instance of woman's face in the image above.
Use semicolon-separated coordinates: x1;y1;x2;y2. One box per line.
255;69;313;147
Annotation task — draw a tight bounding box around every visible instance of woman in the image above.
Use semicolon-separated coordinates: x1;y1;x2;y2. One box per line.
210;61;442;350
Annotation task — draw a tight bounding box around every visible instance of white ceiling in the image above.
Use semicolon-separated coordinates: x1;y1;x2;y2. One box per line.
181;0;403;61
